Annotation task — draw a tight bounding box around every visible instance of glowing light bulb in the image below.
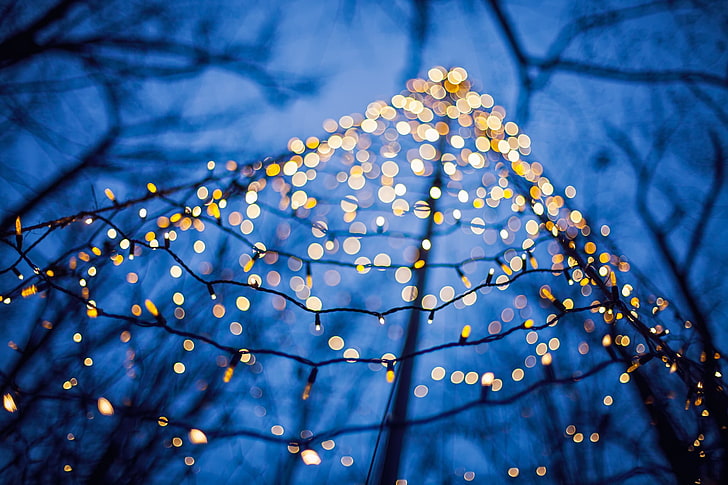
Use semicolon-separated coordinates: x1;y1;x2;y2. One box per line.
21;285;37;298
15;216;23;250
529;254;538;269
3;393;17;413
97;397;114;416
223;352;241;383
302;368;318;400
497;258;513;276
144;299;159;317
386;361;395;383
189;428;208;444
301;449;321;465
459;325;471;343
314;313;321;332
456;268;472;288
306;263;313;289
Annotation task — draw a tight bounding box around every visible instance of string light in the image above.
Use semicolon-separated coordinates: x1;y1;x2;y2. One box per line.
300;448;321;466
540;286;566;312
223;352;241;383
314;313;322;332
0;65;718;485
3;393;17;413
97;397;114;416
21;285;38;298
480;372;494;400
563;267;572;285
456;268;472;288
302;367;318;400
386;361;395;383
305;263;313;289
610;271;619;301
243;250;261;273
496;257;512;276
459;325;472;344
15;216;22;250
188;428;208;444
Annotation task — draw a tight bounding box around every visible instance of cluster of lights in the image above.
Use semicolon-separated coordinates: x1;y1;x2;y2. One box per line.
0;67;717;482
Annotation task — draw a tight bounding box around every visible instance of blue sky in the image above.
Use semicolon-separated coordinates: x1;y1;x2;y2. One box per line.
1;1;726;483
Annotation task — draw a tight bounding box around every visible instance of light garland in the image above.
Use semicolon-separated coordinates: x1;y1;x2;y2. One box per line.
0;66;723;484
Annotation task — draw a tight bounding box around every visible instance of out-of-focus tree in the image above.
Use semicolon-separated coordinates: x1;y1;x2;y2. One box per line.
366;0;728;481
0;0;317;483
1;1;727;484
474;2;728;482
0;0;315;232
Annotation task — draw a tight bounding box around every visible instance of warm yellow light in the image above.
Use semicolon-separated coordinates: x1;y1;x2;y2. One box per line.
223;366;235;383
386;362;395;383
189;428;208;444
302;381;313;400
460;325;471;340
540;286;555;302
481;372;495;386
3;393;17;413
383;368;394;384
97;397;114;416
15;216;22;249
302;367;318;400
301;449;321;465
144;299;159;317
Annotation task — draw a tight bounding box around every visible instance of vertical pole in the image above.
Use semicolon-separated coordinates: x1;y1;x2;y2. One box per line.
376;167;443;484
